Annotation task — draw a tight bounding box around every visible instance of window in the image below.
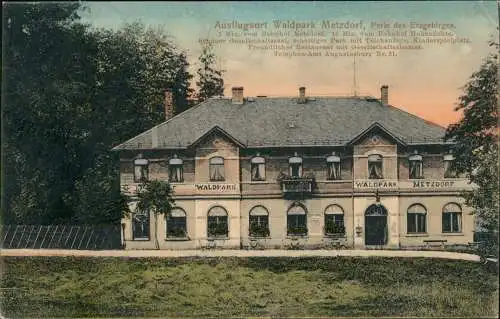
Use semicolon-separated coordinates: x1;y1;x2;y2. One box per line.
209;157;225;181
249;206;270;237
133;158;149;182
324;204;345;236
443;154;457;178
287;204;307;236
442;203;462;233
326;154;341;180
132;210;150;240
407;204;427;233
251;156;266;181
207;206;228;238
289;155;303;177
368;154;383;179
409;153;423;179
166;208;187;238
168;156;183;182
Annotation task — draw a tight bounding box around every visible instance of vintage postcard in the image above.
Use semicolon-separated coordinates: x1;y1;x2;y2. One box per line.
1;1;498;318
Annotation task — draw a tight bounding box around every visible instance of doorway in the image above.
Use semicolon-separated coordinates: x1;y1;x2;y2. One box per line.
365;204;388;246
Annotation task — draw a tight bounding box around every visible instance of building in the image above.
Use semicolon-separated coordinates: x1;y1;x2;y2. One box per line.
112;86;475;250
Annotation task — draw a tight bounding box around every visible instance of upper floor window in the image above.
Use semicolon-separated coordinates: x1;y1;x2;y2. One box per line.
168;155;183;183
166;208;187;238
443;154;457;178
287;203;307;236
289;154;303;177
326;153;341;180
249;206;270;237
207;206;229;238
368;154;383;179
134;157;149;183
209;157;225;181
251;156;266;181
324;204;345;236
407;204;427;233
409;152;423;179
442;203;462;233
132;209;150;240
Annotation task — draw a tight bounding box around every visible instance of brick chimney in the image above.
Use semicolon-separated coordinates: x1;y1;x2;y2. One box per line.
164;88;174;120
298;86;307;103
231;86;244;104
380;85;389;105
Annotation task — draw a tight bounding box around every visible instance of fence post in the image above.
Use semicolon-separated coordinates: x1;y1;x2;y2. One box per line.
2;225;11;246
17;226;27;249
39;225;51;248
57;225;66;247
24;226;35;249
33;226;42;249
64;226;74;248
70;226;80;249
8;225;20;249
77;227;88;250
47;225;58;248
85;228;95;250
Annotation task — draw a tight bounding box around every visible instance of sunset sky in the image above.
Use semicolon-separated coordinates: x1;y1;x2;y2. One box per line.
81;1;498;126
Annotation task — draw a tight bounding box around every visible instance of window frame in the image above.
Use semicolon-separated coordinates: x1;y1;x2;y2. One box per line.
287;204;308;236
209;156;225;182
408;154;424;179
250;156;266;181
132;209;150;240
168;157;184;183
207;206;229;239
368;154;383;179
443;154;457;178
133;158;149;183
248;205;270;237
165;207;187;239
324;204;345;236
442;203;462;233
326;155;342;180
289;156;303;177
406;204;427;234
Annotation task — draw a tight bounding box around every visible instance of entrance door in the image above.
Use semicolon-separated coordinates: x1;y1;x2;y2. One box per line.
365;204;388;246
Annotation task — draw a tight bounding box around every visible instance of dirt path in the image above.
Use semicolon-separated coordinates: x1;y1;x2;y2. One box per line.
0;248;480;261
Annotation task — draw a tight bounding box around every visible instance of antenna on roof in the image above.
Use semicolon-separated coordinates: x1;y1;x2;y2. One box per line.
353;56;358;97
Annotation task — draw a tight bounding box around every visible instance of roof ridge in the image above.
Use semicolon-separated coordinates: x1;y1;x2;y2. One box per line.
385;104;447;130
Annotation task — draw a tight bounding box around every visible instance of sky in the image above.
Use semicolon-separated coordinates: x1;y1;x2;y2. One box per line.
80;1;498;126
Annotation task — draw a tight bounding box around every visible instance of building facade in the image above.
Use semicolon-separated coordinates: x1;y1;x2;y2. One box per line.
113;86;475;250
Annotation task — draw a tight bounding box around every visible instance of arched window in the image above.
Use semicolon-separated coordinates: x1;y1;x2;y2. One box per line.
287;203;307;236
207;206;228;238
289;155;303;177
134;157;149;182
368;154;383;179
407;204;427;233
249;206;270;237
409;152;423;179
443;154;457;178
168;155;183;183
132;209;150;240
326;153;341;180
166;208;187;238
324;204;345;236
209;157;225;181
442;203;462;233
251;156;266;181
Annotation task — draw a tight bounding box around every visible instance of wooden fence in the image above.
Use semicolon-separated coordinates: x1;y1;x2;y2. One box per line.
0;225;122;250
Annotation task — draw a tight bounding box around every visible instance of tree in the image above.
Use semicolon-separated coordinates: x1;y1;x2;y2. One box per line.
445;53;498;257
135;180;175;249
196;43;224;103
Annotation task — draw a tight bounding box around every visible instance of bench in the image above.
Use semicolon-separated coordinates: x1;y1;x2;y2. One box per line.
423;239;447;248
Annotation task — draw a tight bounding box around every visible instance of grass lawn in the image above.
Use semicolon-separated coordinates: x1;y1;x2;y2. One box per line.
1;256;498;318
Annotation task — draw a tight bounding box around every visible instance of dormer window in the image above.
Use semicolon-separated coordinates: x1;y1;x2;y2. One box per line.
168;155;183;183
443;154;457;178
409;152;423;179
326;153;341;180
289;154;303;177
368;154;383;179
133;157;149;182
209;156;225;181
251;155;266;181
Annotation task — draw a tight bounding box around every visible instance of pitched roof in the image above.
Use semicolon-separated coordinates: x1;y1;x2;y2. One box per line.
112;96;448;150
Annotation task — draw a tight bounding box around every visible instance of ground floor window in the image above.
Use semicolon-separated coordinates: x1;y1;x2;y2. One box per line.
132;210;150;240
166;208;187;238
249;206;270;237
442;203;462;233
407;204;427;233
324;204;345;236
207;206;229;238
287;204;307;236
